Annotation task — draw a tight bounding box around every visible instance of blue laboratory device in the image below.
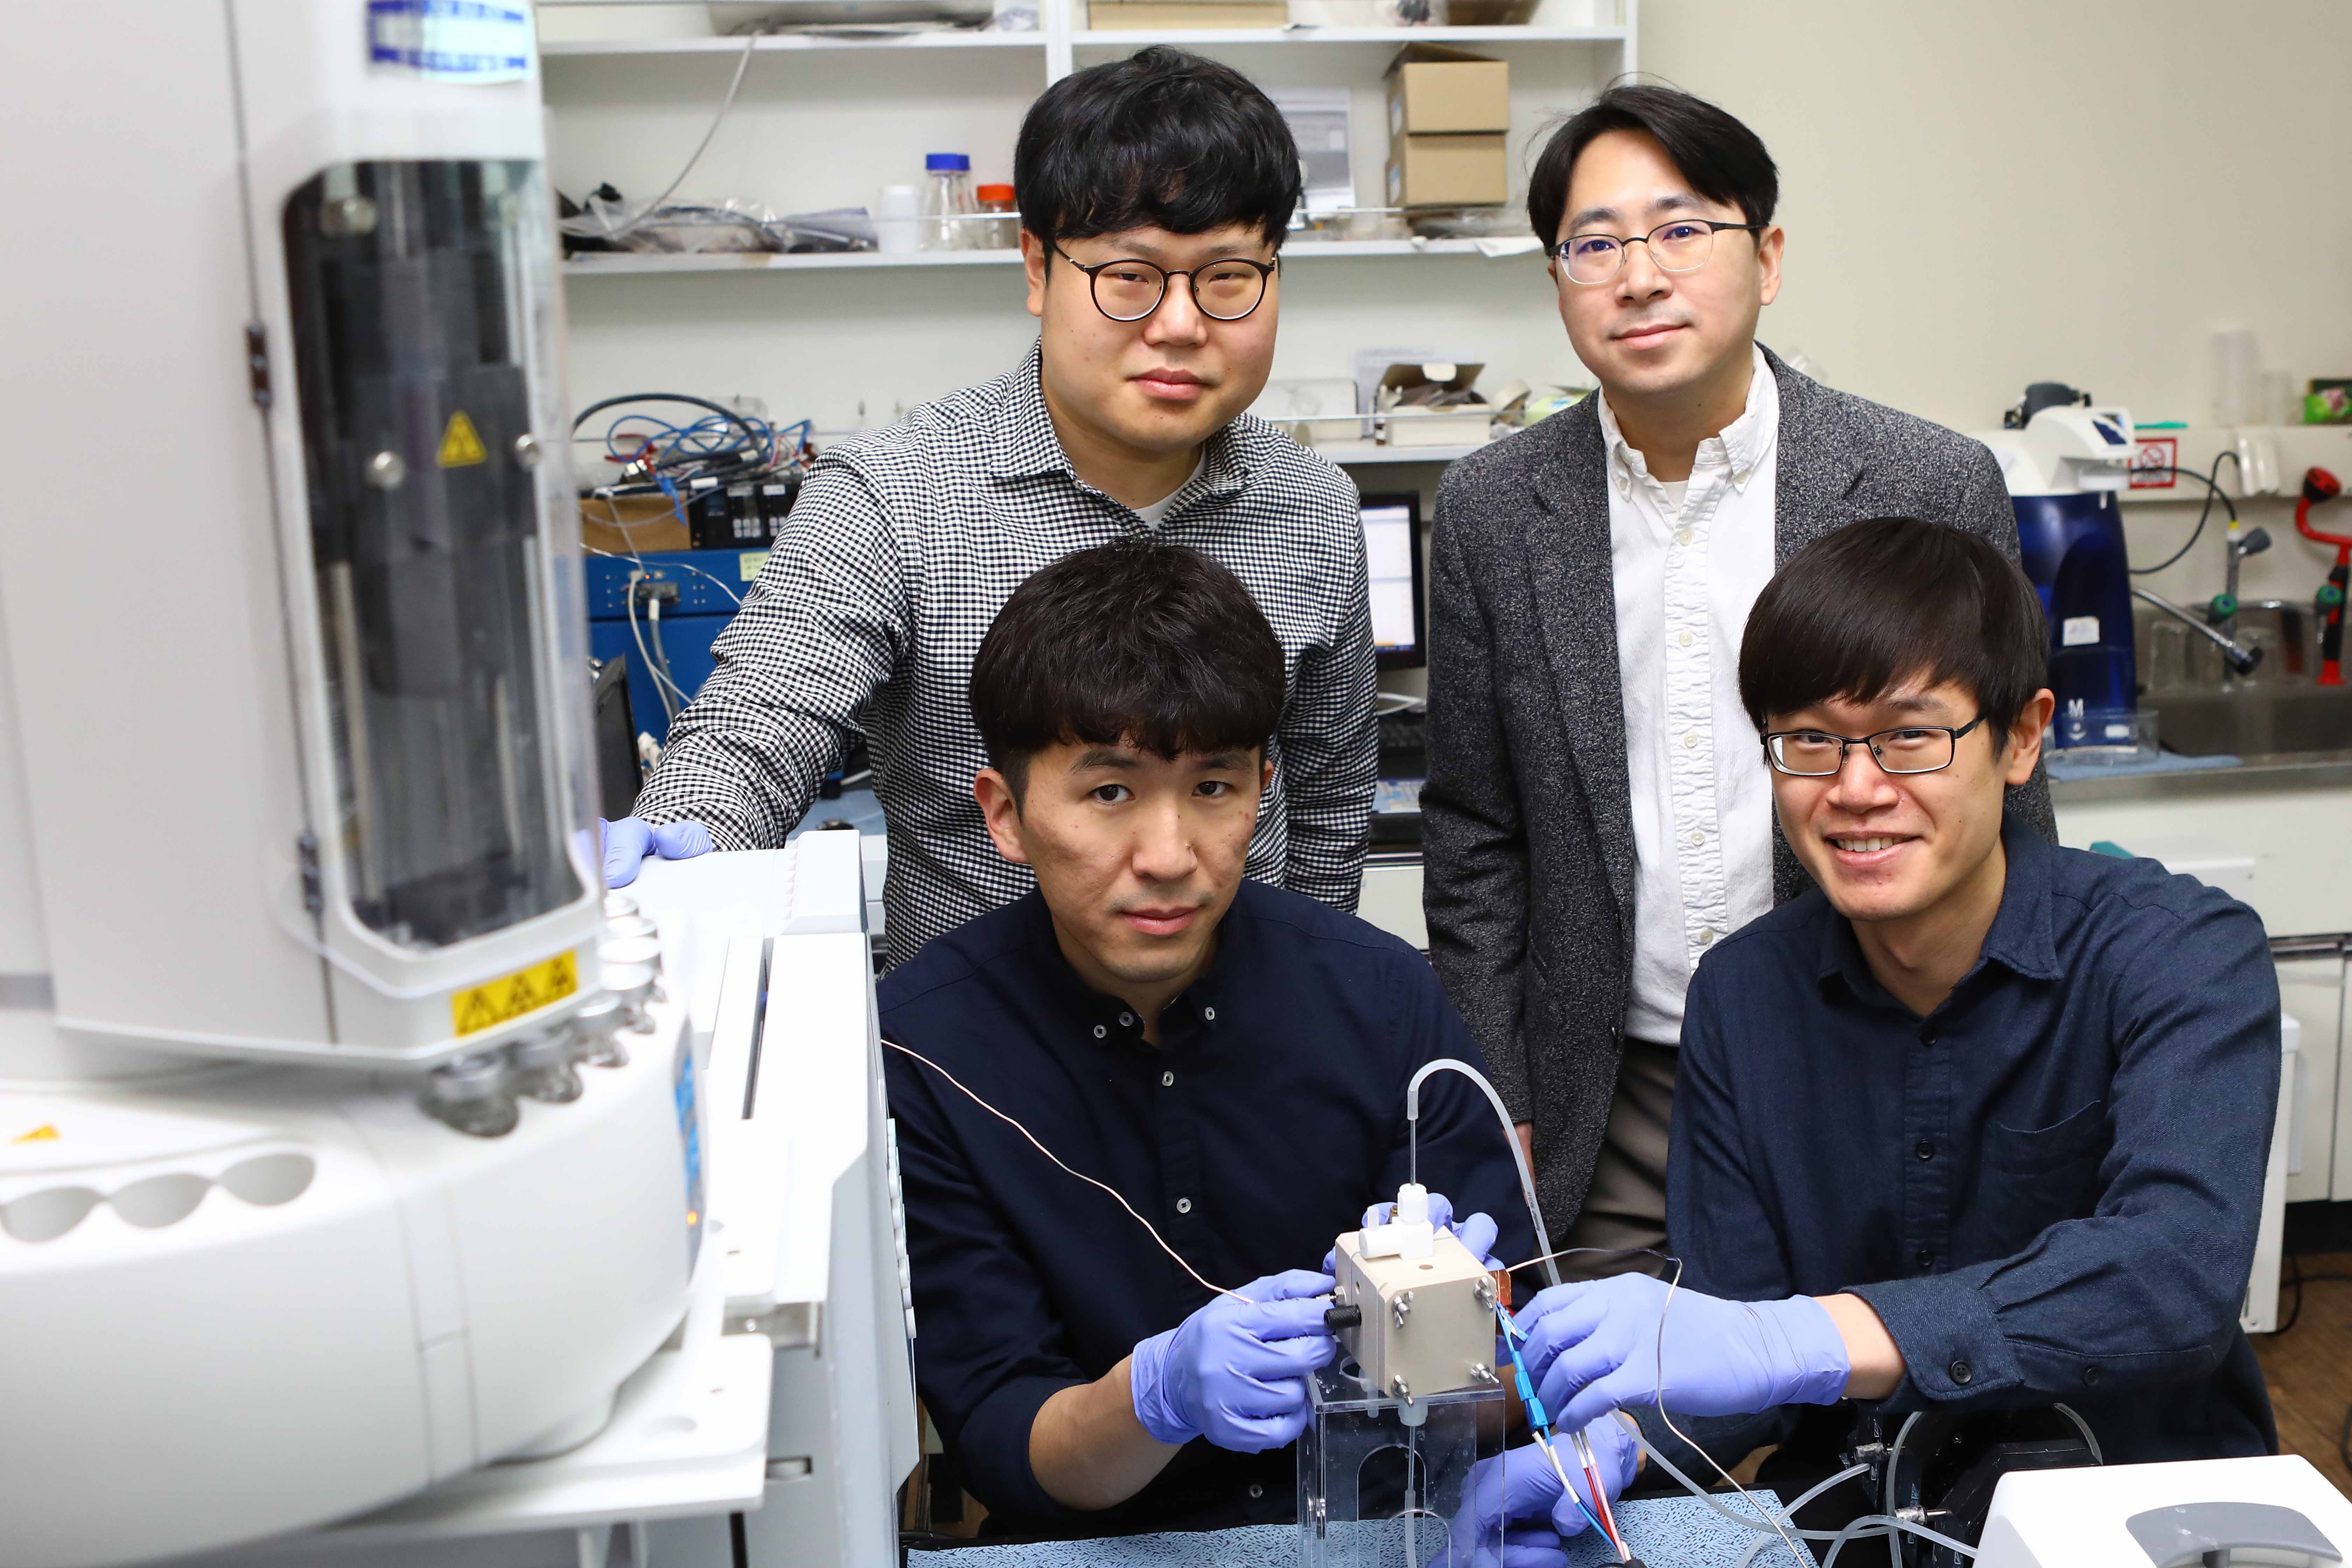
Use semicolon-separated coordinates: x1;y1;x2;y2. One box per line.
584;548;764;745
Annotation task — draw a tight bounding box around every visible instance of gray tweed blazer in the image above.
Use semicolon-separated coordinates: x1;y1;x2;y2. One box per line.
1420;346;2058;1234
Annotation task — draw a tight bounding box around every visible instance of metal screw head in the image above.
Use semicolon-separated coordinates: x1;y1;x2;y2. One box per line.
512;432;542;468
364;450;406;490
1392;1292;1413;1329
322;195;378;237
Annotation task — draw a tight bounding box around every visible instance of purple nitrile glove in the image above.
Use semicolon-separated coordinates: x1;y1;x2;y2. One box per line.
1322;1190;1504;1274
1129;1269;1338;1452
600;817;713;888
1517;1273;1851;1433
1443;1416;1639;1568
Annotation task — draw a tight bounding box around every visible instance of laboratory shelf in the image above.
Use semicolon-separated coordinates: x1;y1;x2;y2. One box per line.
559;238;1541;276
539;31;1049;56
1309;441;1492;464
1069;23;1626;45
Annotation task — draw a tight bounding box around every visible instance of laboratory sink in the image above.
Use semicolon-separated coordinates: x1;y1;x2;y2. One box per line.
2155;687;2352;757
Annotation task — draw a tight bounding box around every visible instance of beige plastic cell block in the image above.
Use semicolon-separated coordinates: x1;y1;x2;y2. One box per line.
1330;1227;1499;1405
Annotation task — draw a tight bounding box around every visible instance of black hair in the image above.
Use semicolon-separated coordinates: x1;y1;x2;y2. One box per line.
1738;517;2048;746
969;538;1287;796
1526;83;1778;248
1013;46;1303;254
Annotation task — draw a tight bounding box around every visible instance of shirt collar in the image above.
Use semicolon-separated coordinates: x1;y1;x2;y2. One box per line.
1596;343;1778;498
1814;811;2065;1002
1008;885;1232;1045
986;340;1253;515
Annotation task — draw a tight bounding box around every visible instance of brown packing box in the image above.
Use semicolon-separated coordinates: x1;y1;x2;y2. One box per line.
1386;44;1510;136
1386;132;1508;208
581;493;690;555
1087;0;1286;25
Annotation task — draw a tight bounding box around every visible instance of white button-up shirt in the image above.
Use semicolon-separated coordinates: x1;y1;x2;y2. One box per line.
1599;347;1780;1046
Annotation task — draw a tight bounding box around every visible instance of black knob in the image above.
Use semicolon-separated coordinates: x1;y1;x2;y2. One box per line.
1324;1304;1362;1332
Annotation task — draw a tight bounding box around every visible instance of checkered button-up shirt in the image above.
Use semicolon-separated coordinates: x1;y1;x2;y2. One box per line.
634;343;1378;965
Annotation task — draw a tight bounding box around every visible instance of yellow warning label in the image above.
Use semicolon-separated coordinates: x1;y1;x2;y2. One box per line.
11;1123;59;1143
451;951;579;1037
438;410;488;468
739;550;769;581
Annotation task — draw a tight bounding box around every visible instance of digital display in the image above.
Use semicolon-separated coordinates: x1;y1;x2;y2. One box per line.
1364;502;1418;654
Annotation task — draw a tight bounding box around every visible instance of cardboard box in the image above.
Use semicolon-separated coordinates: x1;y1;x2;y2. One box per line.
1376;360;1492;446
581;493;689;556
1386;46;1510;136
1386;132;1508;208
1088;0;1286;25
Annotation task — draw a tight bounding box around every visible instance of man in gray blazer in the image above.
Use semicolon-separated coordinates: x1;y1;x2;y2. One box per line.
1422;84;2054;1255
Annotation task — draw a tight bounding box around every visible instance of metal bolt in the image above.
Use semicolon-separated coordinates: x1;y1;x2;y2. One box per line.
512;432;542;468
364;450;406;490
1392;1291;1413;1330
1474;1276;1498;1310
1391;1375;1413;1406
322;195;378;237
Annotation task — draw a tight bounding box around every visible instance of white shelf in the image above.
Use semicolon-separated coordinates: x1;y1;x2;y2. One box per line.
541;31;1047;56
1071;23;1625;44
560;237;1540;276
1310;441;1492;463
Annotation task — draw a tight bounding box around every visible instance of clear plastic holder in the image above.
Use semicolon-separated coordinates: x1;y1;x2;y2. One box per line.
1300;1359;1505;1568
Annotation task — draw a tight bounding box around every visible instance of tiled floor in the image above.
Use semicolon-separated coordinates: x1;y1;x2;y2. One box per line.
2253;1251;2352;1491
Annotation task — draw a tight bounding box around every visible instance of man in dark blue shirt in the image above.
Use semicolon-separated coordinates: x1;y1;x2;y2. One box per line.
1512;517;2278;1499
880;540;1549;1539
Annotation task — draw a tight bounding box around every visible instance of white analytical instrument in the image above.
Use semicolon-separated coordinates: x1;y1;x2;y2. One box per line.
0;5;912;1564
1979;1456;2352;1568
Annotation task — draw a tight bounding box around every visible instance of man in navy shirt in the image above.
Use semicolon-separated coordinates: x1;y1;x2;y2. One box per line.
1511;517;2278;1505
880;539;1557;1539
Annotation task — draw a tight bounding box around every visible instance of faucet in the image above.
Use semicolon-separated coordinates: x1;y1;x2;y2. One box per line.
2136;587;2264;676
2211;525;2274;638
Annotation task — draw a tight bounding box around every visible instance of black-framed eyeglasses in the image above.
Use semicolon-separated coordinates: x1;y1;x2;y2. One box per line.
1761;715;1987;777
1554;218;1765;284
1052;246;1278;322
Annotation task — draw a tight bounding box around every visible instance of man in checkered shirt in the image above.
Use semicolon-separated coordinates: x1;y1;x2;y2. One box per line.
605;47;1376;965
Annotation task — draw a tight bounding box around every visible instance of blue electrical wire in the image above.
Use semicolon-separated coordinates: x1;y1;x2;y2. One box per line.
1498;1306;1613;1544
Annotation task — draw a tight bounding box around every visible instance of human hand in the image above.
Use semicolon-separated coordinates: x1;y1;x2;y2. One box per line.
601;818;714;888
1517;1274;1849;1432
1323;1190;1503;1273
1443;1418;1638;1568
1129;1270;1337;1451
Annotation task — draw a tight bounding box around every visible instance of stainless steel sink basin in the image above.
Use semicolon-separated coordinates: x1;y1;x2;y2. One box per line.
2156;687;2352;756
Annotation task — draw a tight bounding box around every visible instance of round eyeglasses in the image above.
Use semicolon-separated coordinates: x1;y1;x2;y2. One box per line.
1053;247;1278;323
1555;218;1764;285
1761;716;1987;777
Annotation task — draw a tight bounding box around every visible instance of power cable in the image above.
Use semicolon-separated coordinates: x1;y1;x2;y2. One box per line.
2129;451;2244;576
581;31;760;243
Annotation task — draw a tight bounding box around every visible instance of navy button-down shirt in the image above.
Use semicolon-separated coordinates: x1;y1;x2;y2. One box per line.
881;880;1534;1536
1670;815;2278;1463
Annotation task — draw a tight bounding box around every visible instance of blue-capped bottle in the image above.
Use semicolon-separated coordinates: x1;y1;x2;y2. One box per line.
921;153;976;251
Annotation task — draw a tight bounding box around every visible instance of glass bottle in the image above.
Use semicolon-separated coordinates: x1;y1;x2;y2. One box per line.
975;183;1018;251
508;1027;584;1104
922;153;976;251
423;1051;520;1137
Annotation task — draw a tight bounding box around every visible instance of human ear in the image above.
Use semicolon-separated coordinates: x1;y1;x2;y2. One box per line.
1021;230;1048;321
975;767;1032;866
1755;224;1785;307
2002;690;2055;786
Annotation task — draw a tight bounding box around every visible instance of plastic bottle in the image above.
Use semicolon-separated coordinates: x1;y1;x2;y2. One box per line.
975;183;1018;251
875;184;920;255
922;153;976;251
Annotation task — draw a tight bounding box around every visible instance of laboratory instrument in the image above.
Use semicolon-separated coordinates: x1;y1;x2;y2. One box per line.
1977;1455;2352;1568
4;6;912;1564
2294;467;2348;685
1986;384;2142;752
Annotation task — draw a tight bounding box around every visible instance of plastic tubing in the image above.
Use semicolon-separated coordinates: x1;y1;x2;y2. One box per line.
1405;1057;1561;1289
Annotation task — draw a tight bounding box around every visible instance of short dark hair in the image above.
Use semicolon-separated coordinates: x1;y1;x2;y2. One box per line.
1013;47;1303;254
969;539;1287;795
1526;83;1778;248
1737;517;2048;746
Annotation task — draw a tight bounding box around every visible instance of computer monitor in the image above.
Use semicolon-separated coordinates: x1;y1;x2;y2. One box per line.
1360;492;1427;671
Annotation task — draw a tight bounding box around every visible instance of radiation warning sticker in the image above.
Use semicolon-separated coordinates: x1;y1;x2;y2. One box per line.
11;1123;59;1144
438;410;488;468
451;951;579;1037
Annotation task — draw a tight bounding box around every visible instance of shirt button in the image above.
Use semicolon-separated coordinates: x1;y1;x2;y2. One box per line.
1092;1024;1107;1039
1698;928;1714;946
1677;630;1694;649
1916;1248;1934;1269
1949;1360;1974;1386
1120;1012;1134;1027
1915;1140;1936;1161
1919;1028;1938;1046
1686;829;1704;847
2081;1365;2102;1387
1161;1070;1175;1087
1682;731;1699;749
1675;528;1693;547
1203;1006;1217;1023
1175;1197;1192;1214
1248;1482;1265;1500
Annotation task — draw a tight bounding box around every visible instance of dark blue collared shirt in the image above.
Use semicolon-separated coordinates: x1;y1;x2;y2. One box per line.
881;880;1533;1536
1669;815;2278;1463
